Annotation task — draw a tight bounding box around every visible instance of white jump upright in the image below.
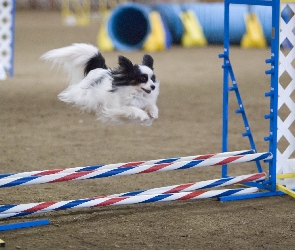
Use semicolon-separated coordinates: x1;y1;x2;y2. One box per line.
0;0;15;79
276;0;295;189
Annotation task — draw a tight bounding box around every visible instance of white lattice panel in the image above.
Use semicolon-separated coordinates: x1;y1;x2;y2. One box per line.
277;2;295;188
0;0;14;77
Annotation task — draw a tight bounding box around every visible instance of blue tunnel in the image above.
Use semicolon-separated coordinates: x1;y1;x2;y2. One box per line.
106;3;272;51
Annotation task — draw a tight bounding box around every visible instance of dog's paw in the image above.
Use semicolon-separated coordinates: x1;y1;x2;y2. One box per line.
142;118;153;126
146;106;158;119
134;111;154;126
101;106;155;126
138;111;150;122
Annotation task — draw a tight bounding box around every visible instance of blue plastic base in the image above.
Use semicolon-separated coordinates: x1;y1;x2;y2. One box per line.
0;219;50;231
219;190;286;202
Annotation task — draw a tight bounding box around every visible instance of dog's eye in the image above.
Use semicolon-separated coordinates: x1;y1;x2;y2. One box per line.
151;74;156;82
139;74;148;83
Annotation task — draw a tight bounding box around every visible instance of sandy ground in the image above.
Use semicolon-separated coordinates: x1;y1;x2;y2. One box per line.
1;10;295;250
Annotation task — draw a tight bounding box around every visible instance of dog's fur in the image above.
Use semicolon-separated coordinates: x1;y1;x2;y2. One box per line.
41;43;159;126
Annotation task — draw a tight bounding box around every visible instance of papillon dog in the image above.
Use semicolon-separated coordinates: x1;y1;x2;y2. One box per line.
41;43;159;126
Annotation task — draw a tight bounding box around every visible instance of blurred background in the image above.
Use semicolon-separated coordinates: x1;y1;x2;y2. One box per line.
16;1;206;10
14;0;273;53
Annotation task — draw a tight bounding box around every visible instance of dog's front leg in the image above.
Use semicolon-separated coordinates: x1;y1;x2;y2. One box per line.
122;106;151;121
145;105;158;119
103;106;151;122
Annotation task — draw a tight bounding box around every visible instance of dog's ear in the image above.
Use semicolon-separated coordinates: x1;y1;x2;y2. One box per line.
118;56;134;72
142;54;153;70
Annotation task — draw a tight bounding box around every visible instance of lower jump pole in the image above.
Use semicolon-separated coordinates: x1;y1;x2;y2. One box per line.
0;149;255;179
0;173;265;219
103;172;266;197
0;187;258;219
0;152;271;188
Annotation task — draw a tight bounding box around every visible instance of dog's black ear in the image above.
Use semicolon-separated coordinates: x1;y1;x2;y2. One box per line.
84;53;107;76
118;56;134;72
142;54;153;70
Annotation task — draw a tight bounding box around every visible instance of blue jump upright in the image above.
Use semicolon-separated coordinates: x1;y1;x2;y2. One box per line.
219;0;281;201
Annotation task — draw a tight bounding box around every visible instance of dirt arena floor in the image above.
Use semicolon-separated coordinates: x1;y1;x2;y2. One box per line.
1;10;295;250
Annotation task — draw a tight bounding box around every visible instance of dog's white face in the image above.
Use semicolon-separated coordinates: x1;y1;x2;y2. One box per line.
136;65;157;95
111;54;158;97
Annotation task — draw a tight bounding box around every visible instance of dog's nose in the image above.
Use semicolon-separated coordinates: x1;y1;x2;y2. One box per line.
151;85;155;90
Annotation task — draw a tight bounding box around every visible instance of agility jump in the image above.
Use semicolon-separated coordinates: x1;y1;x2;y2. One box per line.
1;0;295;228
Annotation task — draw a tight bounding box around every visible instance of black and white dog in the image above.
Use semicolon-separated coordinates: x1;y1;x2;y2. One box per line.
41;43;159;126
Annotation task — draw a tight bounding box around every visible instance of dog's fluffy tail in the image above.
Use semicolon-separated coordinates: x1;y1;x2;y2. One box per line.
41;43;106;85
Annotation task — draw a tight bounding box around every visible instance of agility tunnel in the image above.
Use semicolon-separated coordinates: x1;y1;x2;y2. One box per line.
100;2;272;51
107;3;151;51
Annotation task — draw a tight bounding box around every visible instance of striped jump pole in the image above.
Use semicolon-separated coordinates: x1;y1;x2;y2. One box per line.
2;172;265;203
0;187;258;219
0;149;255;179
0;152;271;188
94;172;266;198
